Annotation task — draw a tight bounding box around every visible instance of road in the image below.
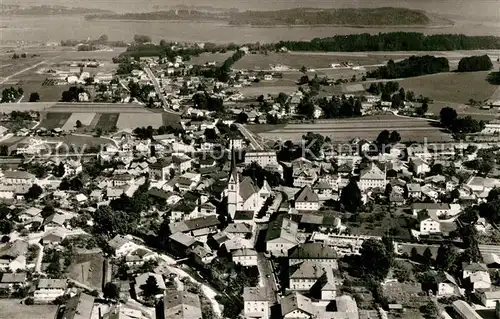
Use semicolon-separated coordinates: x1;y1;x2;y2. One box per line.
234;123;264;150
257;253;278;304
143;66;180;116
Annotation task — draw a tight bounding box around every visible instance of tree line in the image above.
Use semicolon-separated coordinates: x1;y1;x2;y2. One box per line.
273;32;500;52
367;55;449;79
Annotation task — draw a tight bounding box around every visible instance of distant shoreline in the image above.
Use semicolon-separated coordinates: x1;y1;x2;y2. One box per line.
87;18;455;29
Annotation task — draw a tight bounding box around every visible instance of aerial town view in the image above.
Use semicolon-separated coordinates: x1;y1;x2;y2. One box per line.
0;0;500;319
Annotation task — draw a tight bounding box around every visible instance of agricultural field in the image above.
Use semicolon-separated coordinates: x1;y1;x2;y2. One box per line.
399;71;498;104
95;113;120;131
0;299;57;319
38;112;72;130
189;51;234;65
67;253;105;290
62;112;97;131
116;113;163;129
233;52;406;70
254;114;453;143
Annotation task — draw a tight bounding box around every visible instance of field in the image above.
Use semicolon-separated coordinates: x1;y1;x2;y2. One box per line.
190;51;234;65
254;114;452;143
0;299;57;319
38;112;72;130
0;46;124;102
67;253;105;290
62;112;97;131
399;71;499;104
95;113;120;131
233;52;408;70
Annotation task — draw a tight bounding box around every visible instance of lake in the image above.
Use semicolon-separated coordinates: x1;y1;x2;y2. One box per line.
1;15;500;45
2;0;500;44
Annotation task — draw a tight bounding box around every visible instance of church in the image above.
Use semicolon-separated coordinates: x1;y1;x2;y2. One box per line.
226;152;272;221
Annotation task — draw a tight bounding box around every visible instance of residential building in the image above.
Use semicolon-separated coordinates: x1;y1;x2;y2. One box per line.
288;243;338;267
244;287;270;319
412;203;451;217
232;248;258;266
244;150;278;167
294;185;320;211
34;279;67;303
418;210;441;235
451;300;482;319
160;290;202;319
359;163;386;191
280;292;317;319
479;290;500;308
265;217;299;257
2;170;35;185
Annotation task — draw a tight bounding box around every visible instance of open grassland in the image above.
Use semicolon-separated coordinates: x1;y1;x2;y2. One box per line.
254;115;452;143
399;71;498;104
42;134;114;147
0;102;56;113
0;299;57;319
427;101;499;121
116;112;163;129
67;254;105;290
190;51;234;65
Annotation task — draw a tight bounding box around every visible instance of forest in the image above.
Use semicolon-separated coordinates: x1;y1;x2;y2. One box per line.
367;56;450;79
274;33;500;52
457;55;493;72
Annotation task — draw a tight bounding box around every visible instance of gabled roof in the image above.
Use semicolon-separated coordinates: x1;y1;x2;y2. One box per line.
417;210;439;222
1;272;27;283
289;243;337;260
266;216;298;244
224;223;252;234
359;162;385;180
164;290;202;319
290;260;326;279
294;185;319;203
0;240;28;259
169;232;197;247
243;287;268;302
239;177;258;202
280;292;316;316
169;215;220;234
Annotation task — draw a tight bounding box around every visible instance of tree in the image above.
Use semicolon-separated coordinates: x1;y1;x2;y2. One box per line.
29;92;40;102
423;247;433;265
297;97;315;119
103;282;120;300
25;184;43;201
140;275;161;299
384;183;393;197
435;244;458;272
359;239;392;281
133;34;151;44
389;131;401;144
440;107;458;128
458;55;493;72
236;112;249;124
300;65;307;74
421;301;438;319
75;120;83;128
340;179;362;213
0;220;13;235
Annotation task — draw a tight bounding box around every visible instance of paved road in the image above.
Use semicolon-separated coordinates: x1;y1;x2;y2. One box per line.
235;123;263;150
257;253;277;304
143;66;181;116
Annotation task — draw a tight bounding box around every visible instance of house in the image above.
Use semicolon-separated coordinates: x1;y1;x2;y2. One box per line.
467;271;491;291
190;245;215;267
418;210;441;235
34;278;67;303
478;289;500;308
162;290;202;319
293;168;317;188
108;235;138;257
0;240;28;272
410;157;430;176
111;174;135;187
407;183;422;199
0;185;15;199
412;203;451;217
232;248;258;266
168;232;201;257
224;223;252;239
434;272;461;297
125;248;158;267
280;292;317;319
244;287;270;319
289;260;326;291
0;272;27;290
150;159;174;181
265;217;299;257
359;163;386;191
294;185;320;211
2;170;35;185
134;273;166;300
288;243;338;267
168;215;220;242
244;150;278;167
463;263;489;279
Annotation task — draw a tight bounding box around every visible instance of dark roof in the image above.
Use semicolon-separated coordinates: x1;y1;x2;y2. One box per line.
294;185;319;203
234;210;254;221
169;215;220;234
288;243;337;259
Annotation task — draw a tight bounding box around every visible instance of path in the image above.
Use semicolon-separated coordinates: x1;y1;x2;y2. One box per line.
143;66;181;116
234;123;263;150
166;265;222;318
0;54;64;85
34;243;43;273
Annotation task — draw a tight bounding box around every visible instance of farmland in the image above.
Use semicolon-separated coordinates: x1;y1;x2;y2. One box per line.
399;71;499;104
0;299;57;319
95;113;120;131
38;112;72;130
253;114;453;143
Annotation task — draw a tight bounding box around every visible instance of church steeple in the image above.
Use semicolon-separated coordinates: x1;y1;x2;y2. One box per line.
227;140;239;219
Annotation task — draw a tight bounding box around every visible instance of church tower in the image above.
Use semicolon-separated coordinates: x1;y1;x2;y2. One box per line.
227;145;239;220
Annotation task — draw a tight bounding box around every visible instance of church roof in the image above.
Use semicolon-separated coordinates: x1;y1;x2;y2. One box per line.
239;177;258;202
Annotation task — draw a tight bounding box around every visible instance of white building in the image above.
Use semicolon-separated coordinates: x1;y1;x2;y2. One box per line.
34;279;67;303
244;287;270;319
359;163;386;191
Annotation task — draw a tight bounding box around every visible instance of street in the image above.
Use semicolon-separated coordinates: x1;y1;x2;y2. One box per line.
234;123;264;150
143;66;180;115
257;253;278;304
